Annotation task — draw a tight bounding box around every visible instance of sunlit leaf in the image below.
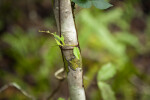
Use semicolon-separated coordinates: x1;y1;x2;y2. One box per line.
39;31;65;46
98;82;116;100
52;33;65;46
58;97;65;100
73;47;80;59
53;33;61;41
97;63;116;81
55;39;62;46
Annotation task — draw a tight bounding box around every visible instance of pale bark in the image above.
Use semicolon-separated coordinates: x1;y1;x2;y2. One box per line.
53;0;86;100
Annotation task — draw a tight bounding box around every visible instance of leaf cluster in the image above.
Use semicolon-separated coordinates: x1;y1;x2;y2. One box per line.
97;63;116;100
39;30;80;60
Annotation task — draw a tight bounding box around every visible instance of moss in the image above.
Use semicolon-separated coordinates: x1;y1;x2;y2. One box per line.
63;55;82;73
68;57;82;71
63;57;69;73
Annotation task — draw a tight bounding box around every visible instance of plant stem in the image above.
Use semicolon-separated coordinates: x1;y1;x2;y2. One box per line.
53;0;86;100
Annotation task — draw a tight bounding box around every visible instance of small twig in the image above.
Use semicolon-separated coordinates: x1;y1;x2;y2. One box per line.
0;82;35;100
46;80;64;100
45;67;66;100
54;68;66;80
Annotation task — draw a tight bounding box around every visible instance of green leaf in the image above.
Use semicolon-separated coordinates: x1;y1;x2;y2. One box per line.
72;0;112;9
53;33;61;41
73;47;80;59
116;32;140;49
60;35;65;45
58;97;65;100
72;0;92;8
39;31;65;46
55;39;62;46
97;63;116;81
52;33;65;46
98;82;116;100
92;0;113;9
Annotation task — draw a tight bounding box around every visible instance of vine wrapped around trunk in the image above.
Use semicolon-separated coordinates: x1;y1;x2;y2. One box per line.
53;0;86;100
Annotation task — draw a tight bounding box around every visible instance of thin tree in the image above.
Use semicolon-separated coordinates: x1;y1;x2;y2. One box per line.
53;0;86;100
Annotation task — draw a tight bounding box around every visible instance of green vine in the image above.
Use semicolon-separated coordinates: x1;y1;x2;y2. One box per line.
39;30;81;57
39;30;81;71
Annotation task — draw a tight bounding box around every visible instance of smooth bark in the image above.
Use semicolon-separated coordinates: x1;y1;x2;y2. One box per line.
53;0;86;100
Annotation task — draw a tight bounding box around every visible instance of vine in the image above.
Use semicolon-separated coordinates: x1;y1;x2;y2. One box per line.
39;30;81;71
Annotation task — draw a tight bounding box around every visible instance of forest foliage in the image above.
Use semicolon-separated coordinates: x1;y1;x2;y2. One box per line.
0;0;150;100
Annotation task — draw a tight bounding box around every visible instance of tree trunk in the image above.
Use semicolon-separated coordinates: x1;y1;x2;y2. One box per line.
53;0;86;100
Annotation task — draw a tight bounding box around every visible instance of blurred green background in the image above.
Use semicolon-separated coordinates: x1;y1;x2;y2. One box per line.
0;0;150;100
